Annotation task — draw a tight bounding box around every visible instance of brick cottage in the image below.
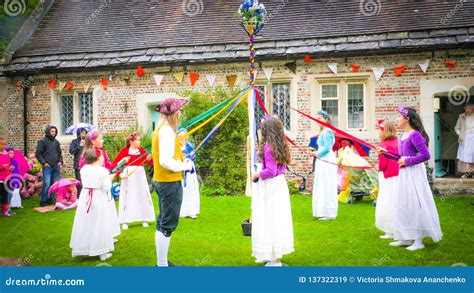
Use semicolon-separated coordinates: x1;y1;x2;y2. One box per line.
0;0;473;192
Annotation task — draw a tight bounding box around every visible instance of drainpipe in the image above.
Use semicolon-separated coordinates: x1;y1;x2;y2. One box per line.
23;86;28;153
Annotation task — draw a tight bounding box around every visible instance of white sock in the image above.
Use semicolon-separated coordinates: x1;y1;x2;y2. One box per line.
413;239;423;246
155;231;171;266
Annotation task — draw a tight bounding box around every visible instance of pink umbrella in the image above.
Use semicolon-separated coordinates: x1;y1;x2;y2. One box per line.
49;178;81;194
13;150;30;176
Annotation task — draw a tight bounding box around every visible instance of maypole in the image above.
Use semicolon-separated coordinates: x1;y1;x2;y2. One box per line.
238;0;267;195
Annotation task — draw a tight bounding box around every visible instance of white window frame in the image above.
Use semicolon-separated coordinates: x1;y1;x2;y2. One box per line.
320;83;340;127
255;80;293;131
345;82;366;130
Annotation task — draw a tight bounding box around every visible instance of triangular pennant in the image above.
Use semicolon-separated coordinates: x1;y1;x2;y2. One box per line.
48;79;56;90
226;75;237;87
58;81;66;90
206;74;217;87
394;65;407;77
66;82;74;90
327;63;338;74
371;66;385;81
83;82;92;93
285;61;297;74
174;72;185;84
30;86;37;97
101;78;109;91
350;64;360;73
304;55;313;63
418;59;430;73
189;72;199;86
263;67;273;80
153;74;164;86
136;66;145;77
444;60;456;69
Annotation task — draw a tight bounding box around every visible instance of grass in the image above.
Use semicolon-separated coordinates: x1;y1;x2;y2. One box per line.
0;193;472;266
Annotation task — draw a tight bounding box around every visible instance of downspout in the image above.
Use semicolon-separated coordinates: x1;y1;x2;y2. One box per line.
23;86;28;153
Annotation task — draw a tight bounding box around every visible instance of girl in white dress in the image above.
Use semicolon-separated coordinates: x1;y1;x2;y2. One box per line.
252;116;294;267
311;110;338;220
179;141;200;219
113;131;155;229
70;148;118;261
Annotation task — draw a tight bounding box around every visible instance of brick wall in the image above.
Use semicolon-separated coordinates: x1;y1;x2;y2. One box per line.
2;49;473;182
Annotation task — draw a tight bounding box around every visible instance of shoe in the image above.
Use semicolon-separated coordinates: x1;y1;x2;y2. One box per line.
39;202;46;207
406;243;425;251
389;240;413;247
122;224;128;230
99;253;112;261
255;259;270;264
113;238;119;243
167;261;184;267
265;261;282;267
379;234;393;239
142;222;149;228
190;215;197;219
319;217;335;221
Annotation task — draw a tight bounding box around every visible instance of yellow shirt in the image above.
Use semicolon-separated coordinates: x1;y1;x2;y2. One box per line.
152;124;184;182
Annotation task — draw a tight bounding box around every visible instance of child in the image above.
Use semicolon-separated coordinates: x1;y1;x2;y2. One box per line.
375;120;399;239
113;131;155;229
79;130;120;239
311;110;338;220
5;147;24;209
55;184;79;210
390;106;443;251
70;148;117;261
179;140;200;219
252;116;294;267
0;138;13;216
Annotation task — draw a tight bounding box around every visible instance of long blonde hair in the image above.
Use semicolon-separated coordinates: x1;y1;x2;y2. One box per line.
158;112;179;131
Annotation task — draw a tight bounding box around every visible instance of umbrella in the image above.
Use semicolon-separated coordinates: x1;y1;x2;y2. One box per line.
49;178;81;194
0;151;30;176
309;132;371;157
64;123;95;135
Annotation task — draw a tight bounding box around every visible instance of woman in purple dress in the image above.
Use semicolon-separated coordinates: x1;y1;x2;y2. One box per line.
389;106;443;251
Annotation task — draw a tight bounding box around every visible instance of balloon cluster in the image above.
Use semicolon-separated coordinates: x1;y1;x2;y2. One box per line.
238;0;267;35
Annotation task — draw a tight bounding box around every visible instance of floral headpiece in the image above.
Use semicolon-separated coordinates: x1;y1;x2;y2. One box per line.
87;129;99;140
93;147;101;158
128;131;139;140
398;105;409;118
377;119;385;131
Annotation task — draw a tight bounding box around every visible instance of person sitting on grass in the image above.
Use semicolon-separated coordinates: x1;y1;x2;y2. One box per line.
55;184;79;211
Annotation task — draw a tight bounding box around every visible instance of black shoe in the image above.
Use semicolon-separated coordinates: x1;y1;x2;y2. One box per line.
39;202;46;207
167;261;184;267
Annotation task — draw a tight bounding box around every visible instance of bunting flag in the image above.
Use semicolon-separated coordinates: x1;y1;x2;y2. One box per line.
394;65;407;77
48;79;56;90
226;74;237;87
174;72;185;84
66;82;74;90
101;78;109;90
263;67;273;80
444;60;457;69
418;59;430;73
328;63;338;74
189;72;200;86
58;81;66;91
136;66;145;77
83;82;92;93
153;74;164;86
304;55;313;63
30;86;37;97
350;64;360;73
371;66;385;81
285;61;297;74
205;74;217;87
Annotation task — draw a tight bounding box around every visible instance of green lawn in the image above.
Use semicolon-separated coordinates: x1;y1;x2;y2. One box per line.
0;194;472;266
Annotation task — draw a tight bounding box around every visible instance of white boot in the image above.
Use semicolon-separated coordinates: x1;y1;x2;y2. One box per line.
122;223;128;230
155;231;171;267
142;222;149;227
99;253;112;261
379;233;394;239
389;240;413;247
406;239;425;251
265;261;282;267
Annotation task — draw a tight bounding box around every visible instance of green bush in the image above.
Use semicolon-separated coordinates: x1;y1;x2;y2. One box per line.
181;86;248;195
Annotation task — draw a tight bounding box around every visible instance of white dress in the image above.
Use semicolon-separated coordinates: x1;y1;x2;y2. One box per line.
118;165;155;224
375;172;398;234
70;165;116;257
10;189;22;208
180;162;200;218
312;151;338;218
394;163;443;242
252;175;294;261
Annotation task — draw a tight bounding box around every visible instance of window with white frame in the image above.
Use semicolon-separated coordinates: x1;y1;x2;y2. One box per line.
59;92;94;135
318;80;366;130
321;84;339;127
255;82;292;131
254;85;266;127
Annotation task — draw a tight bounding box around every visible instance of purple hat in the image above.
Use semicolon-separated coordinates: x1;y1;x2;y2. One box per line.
155;98;188;114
